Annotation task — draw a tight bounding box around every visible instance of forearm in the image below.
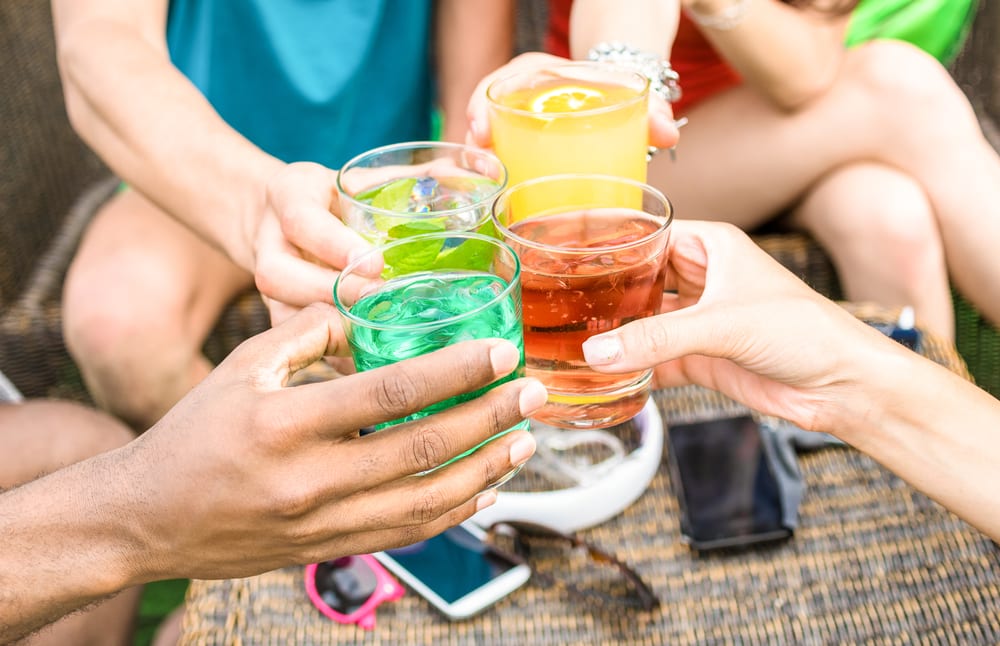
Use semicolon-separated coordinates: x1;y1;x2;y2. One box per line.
685;0;849;109
0;448;150;643
828;339;1000;542
55;16;283;271
436;0;515;143
569;0;680;59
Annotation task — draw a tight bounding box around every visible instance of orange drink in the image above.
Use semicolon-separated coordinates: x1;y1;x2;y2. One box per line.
487;63;649;209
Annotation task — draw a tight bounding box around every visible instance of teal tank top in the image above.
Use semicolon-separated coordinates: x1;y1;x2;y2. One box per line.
166;0;434;168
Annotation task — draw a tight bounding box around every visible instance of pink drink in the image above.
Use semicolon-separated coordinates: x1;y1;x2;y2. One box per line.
509;209;669;428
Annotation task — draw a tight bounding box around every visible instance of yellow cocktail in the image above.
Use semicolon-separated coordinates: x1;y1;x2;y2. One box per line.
487;63;649;214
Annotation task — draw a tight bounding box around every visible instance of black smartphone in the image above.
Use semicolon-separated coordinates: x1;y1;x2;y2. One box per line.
666;415;793;551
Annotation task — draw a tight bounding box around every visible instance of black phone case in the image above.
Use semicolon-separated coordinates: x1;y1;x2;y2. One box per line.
666;415;793;552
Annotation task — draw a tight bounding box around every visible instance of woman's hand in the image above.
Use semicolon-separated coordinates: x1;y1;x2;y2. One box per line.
582;220;895;431
465;52;681;152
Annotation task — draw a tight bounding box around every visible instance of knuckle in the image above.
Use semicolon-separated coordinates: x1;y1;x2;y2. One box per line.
640;318;673;356
371;372;426;418
264;482;319;522
410;486;448;525
396;524;425;548
409;426;451;473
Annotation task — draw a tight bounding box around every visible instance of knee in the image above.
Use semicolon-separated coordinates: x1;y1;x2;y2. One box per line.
0;400;134;484
845;40;978;131
63;257;191;369
857;182;944;276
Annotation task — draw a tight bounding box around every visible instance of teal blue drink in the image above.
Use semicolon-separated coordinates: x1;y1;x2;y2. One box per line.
333;232;526;486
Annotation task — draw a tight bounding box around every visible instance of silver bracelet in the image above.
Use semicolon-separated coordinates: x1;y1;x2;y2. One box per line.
685;0;752;31
587;41;682;104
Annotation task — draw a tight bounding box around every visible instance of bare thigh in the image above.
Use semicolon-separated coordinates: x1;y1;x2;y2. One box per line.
0;400;134;487
648;41;978;230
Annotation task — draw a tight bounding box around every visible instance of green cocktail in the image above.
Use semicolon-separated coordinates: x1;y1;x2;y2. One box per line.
333;232;525;486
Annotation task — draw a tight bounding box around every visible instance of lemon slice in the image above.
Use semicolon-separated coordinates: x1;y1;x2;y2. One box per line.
529;85;606;113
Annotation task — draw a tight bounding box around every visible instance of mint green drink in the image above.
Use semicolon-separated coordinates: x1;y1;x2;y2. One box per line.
334;232;525;486
349;271;524;429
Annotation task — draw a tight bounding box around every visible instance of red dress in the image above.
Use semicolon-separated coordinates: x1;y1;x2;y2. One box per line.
546;0;743;115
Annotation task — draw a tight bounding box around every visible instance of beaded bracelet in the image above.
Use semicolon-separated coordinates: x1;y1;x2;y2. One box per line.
587;41;682;104
685;0;753;31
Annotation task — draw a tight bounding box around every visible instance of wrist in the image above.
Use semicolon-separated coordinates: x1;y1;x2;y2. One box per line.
587;42;682;104
684;0;753;30
0;448;153;627
814;328;947;450
239;155;286;273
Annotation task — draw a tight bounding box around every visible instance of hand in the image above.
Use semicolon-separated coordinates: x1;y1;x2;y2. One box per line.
121;303;545;582
465;52;681;151
581;220;899;431
252;162;377;326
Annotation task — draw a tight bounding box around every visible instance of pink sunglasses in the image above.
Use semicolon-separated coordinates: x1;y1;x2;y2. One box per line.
304;555;404;630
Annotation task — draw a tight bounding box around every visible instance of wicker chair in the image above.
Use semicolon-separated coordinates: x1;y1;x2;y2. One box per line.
2;0;998;406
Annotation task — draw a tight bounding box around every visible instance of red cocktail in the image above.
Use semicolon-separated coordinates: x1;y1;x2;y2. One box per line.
493;175;672;428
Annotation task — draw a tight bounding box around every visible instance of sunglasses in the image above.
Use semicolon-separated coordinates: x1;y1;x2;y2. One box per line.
484;521;660;611
304;554;404;630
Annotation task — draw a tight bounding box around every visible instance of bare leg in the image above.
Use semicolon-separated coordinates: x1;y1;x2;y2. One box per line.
0;400;139;646
790;162;953;340
650;40;1000;327
63;189;253;430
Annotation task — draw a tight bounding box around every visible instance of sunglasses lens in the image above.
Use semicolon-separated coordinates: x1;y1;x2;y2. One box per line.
314;556;378;616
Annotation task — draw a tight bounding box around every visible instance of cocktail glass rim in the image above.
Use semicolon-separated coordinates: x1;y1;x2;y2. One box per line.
333;231;522;333
490;173;673;254
336;140;509;223
485;61;651;120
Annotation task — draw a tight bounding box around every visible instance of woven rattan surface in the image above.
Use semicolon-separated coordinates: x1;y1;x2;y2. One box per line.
181;304;998;645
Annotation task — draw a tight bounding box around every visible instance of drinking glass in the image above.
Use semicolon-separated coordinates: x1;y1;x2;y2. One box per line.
491;174;672;430
333;232;526;486
337;141;507;245
486;62;650;196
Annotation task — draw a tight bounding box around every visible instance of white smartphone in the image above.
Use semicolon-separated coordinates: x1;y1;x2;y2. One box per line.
372;521;531;620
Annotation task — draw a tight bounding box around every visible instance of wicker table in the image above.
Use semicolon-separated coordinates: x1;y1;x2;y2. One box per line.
181;304;1000;645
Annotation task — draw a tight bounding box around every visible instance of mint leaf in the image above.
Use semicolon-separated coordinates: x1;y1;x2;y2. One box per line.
370;178;417;212
382;237;446;277
387;219;447;239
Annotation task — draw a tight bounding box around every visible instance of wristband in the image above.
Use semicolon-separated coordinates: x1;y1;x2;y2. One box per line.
685;0;753;31
587;41;682;104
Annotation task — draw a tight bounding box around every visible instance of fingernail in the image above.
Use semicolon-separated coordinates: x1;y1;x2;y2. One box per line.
582;335;623;366
489;341;520;375
508;434;536;466
518;379;548;416
475;490;498;512
652;111;680;139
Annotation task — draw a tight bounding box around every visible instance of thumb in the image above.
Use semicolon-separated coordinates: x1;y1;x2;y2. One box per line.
227;302;352;382
582;305;726;373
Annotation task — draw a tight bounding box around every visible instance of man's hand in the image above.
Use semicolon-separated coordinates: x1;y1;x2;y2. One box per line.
126;303;543;581
252;163;375;325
